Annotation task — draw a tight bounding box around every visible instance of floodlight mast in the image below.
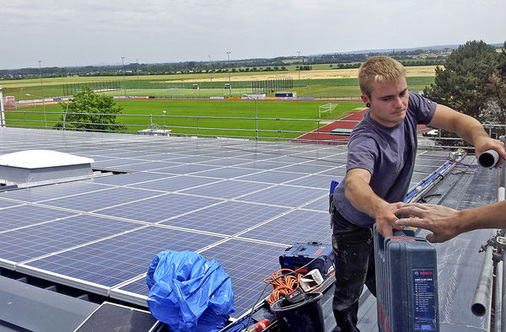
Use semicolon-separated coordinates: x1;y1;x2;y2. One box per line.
121;56;127;96
297;50;301;87
39;60;47;127
208;55;213;85
227;51;231;96
0;85;5;127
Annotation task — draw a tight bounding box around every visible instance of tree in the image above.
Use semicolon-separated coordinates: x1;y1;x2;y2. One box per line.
56;86;126;132
482;41;506;124
423;40;503;123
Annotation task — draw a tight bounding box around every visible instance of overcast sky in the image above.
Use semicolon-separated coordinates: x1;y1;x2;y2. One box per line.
1;0;505;70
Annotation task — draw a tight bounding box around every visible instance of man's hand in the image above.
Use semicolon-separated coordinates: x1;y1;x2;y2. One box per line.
473;136;506;168
394;203;460;243
375;201;404;238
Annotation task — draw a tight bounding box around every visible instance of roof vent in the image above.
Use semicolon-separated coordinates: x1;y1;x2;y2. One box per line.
0;150;95;187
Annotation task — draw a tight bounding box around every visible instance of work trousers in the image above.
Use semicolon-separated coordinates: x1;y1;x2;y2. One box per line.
331;210;376;332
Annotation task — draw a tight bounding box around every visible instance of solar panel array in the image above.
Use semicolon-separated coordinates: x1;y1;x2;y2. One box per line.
0;127;451;318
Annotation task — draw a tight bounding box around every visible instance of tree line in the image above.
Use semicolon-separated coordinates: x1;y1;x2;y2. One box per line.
0;46;464;80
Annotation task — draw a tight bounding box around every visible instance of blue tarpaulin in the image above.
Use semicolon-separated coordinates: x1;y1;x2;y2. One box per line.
146;250;235;332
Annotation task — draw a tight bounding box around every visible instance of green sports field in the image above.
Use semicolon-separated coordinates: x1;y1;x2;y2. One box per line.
1;66;435;139
4;98;364;140
119;99;364;138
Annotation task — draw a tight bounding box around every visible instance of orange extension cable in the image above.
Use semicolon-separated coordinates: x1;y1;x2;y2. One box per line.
263;269;302;305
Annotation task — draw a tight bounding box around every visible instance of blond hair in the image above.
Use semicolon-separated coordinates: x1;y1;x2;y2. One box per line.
358;56;406;98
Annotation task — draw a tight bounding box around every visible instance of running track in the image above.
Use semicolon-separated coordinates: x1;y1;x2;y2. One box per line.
297;108;429;145
296;108;367;144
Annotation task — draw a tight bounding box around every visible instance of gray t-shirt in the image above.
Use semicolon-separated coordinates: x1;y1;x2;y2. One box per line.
333;92;437;227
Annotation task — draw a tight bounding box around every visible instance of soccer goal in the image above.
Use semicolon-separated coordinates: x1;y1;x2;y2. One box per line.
319;103;338;118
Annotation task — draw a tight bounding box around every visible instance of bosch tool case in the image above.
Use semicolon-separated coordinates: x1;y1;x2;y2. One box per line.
279;242;334;275
374;227;439;332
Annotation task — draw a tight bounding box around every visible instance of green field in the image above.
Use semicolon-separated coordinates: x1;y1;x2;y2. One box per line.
2;67;435;140
1;67;435;101
5;99;364;140
1;76;431;101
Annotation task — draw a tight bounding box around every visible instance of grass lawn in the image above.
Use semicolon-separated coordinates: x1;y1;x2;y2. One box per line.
4;99;364;140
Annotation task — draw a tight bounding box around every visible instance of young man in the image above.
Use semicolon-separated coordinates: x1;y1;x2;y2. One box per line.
331;56;505;331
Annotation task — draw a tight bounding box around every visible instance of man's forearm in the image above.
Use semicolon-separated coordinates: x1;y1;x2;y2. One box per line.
454;116;489;147
345;176;387;219
430;105;490;147
458;201;506;232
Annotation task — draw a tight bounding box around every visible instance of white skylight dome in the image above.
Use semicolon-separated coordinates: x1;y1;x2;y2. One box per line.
0;150;95;187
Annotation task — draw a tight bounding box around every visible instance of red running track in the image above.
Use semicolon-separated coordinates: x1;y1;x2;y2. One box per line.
296;108;429;145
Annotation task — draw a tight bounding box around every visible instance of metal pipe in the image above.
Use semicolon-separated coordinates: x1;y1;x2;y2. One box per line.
478;149;500;168
497;259;503;331
500;180;506;331
472;245;495;316
501;250;506;332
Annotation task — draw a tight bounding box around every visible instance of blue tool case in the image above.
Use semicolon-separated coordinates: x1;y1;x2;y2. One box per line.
279;242;334;276
374;227;439;332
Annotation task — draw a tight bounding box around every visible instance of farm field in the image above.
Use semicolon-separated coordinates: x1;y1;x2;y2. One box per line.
1;66;437;100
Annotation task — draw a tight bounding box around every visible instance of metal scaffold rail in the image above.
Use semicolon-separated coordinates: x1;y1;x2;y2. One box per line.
501;157;506;332
470;138;506;332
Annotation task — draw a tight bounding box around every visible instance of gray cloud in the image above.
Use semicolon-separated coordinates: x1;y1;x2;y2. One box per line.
1;0;504;69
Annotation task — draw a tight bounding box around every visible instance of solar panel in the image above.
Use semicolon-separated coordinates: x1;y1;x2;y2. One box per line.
96;193;223;223
128;175;220;192
179;179;273;199
94;172;170;186
92;158;151;168
152;164;220;175
162;201;289;235
0;204;77;232
42;187;161;212
286;173;339;188
198;239;287;317
237;160;292;170
318;167;347;176
239;185;327;207
165;155;220;164
202;157;254;167
302;196;330;211
1;181;112;202
0;198;21;209
0;215;140;264
113;275;148;295
274;163;335;174
111;161;178;172
19;226;225;294
238;170;306;183
239;209;331;245
195;167;260;179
